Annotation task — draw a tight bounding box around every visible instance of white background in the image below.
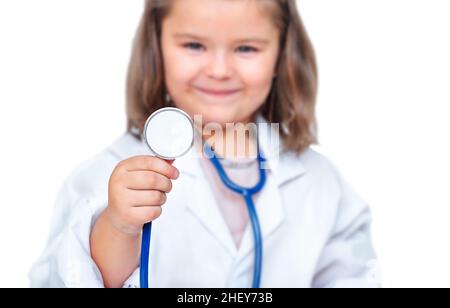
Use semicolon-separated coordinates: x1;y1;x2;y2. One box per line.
0;0;449;288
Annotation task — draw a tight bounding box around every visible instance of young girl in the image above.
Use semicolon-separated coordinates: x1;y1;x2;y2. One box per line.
30;0;378;288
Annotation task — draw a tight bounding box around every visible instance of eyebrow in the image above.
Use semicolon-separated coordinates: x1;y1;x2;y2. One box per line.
173;33;270;45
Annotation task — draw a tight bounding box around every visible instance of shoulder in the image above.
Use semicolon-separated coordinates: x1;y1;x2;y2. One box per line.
298;147;342;181
280;146;362;205
297;147;369;213
61;133;145;200
279;146;344;189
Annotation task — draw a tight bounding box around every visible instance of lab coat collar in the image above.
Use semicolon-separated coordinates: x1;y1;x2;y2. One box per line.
185;160;289;259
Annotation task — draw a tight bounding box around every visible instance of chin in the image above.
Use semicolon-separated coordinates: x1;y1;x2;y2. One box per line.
176;97;257;126
197;108;249;126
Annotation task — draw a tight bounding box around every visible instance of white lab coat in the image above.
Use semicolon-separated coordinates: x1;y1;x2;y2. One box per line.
30;121;379;288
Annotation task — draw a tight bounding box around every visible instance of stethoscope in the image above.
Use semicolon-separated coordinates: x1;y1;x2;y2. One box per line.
140;107;267;288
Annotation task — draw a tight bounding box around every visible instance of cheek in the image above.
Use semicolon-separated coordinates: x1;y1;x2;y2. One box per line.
163;49;200;91
239;61;275;100
239;49;277;89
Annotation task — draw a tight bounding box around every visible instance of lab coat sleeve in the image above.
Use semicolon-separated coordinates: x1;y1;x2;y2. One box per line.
123;268;140;288
312;177;381;288
29;164;143;288
29;175;107;288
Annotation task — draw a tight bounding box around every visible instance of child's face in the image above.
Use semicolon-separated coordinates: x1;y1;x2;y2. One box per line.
161;0;280;125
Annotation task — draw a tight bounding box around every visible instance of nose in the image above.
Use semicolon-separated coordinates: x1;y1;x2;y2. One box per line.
206;50;233;80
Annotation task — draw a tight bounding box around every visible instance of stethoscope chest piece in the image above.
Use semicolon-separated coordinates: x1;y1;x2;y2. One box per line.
143;107;194;160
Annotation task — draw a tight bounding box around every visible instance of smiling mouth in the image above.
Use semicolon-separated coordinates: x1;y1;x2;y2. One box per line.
196;87;241;98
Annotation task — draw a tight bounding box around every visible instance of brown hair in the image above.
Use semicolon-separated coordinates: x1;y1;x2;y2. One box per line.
126;0;318;154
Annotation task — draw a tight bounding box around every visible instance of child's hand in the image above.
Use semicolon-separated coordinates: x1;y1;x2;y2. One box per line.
105;156;180;234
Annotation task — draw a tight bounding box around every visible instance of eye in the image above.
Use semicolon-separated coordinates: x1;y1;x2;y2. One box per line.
183;42;204;51
236;46;258;53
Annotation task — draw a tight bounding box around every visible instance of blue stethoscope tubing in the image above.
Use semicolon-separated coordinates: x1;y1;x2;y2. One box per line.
140;143;267;288
140;222;152;288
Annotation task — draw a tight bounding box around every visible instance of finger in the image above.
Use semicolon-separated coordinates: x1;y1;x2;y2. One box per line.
131;206;163;224
127;190;167;207
124;171;173;192
121;156;179;179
